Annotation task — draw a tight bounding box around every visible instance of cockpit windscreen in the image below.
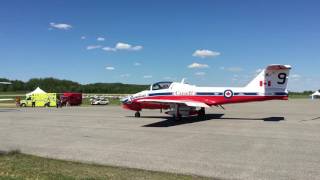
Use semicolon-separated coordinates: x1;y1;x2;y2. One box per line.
151;81;173;90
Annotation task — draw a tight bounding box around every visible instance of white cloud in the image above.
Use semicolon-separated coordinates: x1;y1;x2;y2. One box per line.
97;37;105;41
143;75;152;78
131;45;143;51
195;72;206;76
256;68;263;73
188;63;209;69
226;67;243;72
108;42;143;51
81;36;86;40
102;42;143;52
291;74;302;81
134;62;141;66
102;47;116;52
231;75;239;81
86;45;101;50
291;74;301;78
49;22;72;30
105;66;115;70
192;49;220;58
220;66;244;72
116;42;142;51
116;42;131;50
120;74;130;78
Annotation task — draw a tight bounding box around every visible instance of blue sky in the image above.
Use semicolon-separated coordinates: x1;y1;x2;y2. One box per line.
0;0;319;91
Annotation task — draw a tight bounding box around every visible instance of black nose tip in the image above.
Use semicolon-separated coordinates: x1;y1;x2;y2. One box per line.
121;98;130;104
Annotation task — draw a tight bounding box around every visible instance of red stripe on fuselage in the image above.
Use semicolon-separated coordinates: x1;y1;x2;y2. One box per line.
122;95;288;111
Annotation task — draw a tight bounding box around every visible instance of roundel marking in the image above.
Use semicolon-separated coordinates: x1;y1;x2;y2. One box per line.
224;89;234;99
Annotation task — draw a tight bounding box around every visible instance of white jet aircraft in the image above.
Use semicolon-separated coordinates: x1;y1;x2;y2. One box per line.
122;64;291;119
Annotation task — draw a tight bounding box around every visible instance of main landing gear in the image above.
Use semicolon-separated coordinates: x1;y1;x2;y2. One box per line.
133;107;206;119
173;104;182;120
135;111;141;117
198;107;206;119
173;113;182;120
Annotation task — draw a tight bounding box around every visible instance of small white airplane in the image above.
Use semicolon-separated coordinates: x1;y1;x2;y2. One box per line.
122;64;291;119
0;82;13;102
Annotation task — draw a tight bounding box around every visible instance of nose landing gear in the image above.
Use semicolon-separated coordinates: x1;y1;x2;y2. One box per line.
134;111;141;117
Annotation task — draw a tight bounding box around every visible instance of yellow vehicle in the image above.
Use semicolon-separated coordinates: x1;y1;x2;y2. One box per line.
20;93;57;107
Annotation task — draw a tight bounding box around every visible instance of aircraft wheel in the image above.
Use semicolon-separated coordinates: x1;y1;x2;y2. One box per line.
198;108;205;119
135;111;140;117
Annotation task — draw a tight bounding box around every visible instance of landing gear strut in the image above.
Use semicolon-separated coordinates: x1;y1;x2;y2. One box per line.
173;113;182;120
198;107;205;119
173;104;182;120
135;111;141;117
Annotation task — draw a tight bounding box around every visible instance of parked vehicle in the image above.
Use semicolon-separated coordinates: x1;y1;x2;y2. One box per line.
20;93;57;107
61;93;82;106
90;98;109;105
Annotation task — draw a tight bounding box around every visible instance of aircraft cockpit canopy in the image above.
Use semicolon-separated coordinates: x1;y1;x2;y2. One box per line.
151;81;173;90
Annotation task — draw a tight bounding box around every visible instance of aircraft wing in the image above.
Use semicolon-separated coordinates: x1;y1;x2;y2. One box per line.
0;99;13;101
136;99;210;108
0;82;11;85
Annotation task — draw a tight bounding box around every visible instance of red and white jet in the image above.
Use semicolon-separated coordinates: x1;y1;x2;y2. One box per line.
122;64;291;118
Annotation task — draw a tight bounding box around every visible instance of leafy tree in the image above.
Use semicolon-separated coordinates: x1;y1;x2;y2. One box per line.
0;77;148;94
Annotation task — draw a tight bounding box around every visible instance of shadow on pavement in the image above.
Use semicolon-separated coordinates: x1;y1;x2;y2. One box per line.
143;114;284;127
300;116;320;122
219;116;285;122
0;109;20;112
143;114;224;127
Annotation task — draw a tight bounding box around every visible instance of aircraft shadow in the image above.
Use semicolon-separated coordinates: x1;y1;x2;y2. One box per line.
300;116;320;122
143;114;284;127
221;116;285;122
0;109;20;112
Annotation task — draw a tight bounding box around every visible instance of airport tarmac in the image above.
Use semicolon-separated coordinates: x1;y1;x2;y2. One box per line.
1;99;320;179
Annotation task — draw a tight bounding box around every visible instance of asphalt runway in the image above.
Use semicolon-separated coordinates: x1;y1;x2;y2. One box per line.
1;99;320;179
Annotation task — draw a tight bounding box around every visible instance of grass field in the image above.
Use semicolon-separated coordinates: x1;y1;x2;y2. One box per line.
288;94;311;99
0;151;209;180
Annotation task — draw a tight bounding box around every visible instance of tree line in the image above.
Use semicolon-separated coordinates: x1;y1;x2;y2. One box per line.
0;77;315;95
0;77;149;94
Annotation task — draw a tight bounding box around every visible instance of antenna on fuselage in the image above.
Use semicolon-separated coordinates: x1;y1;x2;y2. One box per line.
180;78;186;84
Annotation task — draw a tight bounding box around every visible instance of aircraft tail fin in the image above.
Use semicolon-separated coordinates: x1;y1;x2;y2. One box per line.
245;65;291;93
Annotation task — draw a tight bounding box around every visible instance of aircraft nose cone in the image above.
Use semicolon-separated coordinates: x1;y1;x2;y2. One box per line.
121;96;132;104
121;98;128;104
